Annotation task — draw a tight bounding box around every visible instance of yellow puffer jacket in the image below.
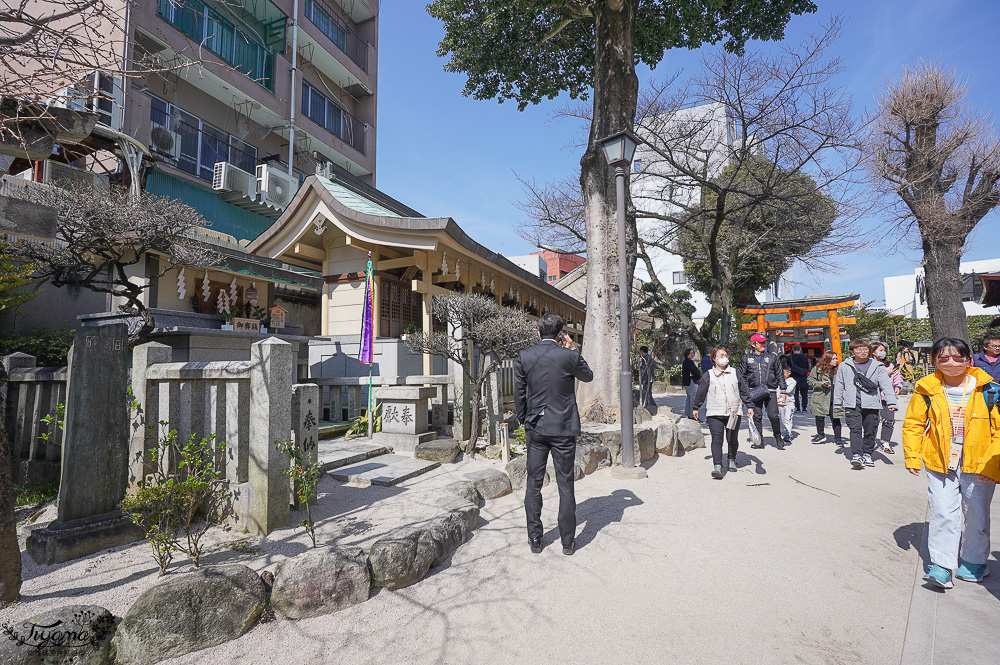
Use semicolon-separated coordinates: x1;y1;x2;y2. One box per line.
901;368;1000;481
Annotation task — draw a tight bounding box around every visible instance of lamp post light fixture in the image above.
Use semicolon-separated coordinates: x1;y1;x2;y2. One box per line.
599;129;646;480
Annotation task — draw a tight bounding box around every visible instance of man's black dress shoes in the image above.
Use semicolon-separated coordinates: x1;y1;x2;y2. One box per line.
530;538;542;554
562;539;575;555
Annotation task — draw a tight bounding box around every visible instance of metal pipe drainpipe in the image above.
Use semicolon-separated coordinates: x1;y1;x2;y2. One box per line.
287;0;299;176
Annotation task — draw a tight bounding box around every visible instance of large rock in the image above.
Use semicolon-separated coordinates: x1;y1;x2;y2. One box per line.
507;458;552;490
270;547;370;620
655;420;679;456
436;493;481;531
602;430;623;464
368;528;436;590
676;418;707;451
368;512;469;590
0;604;115;665
636;427;656;462
634;406;653;423
465;468;512;499
414;439;462;464
422;511;468;566
112;564;266;665
576;444;610;474
441;480;481;506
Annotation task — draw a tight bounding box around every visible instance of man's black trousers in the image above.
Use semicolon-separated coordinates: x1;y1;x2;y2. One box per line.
794;376;809;411
525;431;576;545
751;393;783;444
846;407;880;457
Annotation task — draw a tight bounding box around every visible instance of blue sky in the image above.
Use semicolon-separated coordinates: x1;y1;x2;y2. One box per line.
375;0;1000;305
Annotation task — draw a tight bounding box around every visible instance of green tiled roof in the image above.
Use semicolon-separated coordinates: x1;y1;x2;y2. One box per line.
315;175;402;218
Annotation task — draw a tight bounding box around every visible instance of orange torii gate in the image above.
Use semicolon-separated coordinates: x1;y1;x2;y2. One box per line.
740;294;859;361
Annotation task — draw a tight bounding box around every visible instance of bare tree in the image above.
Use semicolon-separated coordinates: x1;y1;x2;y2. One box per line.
519;20;864;355
0;0;232;153
404;293;537;455
867;62;1000;342
5;182;221;345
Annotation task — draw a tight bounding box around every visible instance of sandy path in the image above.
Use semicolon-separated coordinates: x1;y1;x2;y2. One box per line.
176;395;925;665
2;394;929;664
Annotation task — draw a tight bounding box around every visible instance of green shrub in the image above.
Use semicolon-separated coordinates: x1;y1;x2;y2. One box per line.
344;402;382;439
14;481;59;507
120;426;231;575
275;438;323;548
0;327;74;366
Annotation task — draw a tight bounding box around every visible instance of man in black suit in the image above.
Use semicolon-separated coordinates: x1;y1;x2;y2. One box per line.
514;312;594;555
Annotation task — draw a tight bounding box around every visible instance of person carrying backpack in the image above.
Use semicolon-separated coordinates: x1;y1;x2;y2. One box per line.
834;339;897;469
739;333;787;450
902;337;1000;589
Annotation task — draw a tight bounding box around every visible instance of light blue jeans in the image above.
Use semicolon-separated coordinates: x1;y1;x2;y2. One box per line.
925;458;996;570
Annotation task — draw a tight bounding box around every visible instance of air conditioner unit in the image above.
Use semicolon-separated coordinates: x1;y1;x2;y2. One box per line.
42;161;104;191
149;122;181;161
256;164;297;209
213;162;255;198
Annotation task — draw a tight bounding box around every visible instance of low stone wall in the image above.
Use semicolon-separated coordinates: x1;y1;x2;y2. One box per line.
2;352;66;484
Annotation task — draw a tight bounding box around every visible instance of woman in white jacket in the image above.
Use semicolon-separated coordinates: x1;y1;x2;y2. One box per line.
693;346;752;479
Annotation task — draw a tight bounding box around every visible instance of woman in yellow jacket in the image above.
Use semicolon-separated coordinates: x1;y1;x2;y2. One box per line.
902;338;1000;589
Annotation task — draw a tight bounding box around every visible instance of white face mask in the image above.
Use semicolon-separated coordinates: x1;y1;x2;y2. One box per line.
875;350;886;360
717;356;729;367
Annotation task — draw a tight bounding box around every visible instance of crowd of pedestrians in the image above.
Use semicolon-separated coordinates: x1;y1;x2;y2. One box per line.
691;333;1000;591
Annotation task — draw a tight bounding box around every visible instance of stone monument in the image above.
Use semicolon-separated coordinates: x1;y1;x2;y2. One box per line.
371;386;437;453
27;324;141;564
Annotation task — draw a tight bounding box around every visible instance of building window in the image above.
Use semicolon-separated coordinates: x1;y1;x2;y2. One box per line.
150;96;258;182
633;159;642;172
672;271;686;285
156;0;276;91
548;275;557;282
301;82;365;154
380;277;422;338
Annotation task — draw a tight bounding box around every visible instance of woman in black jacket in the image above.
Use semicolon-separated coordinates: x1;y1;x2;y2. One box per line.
681;348;702;420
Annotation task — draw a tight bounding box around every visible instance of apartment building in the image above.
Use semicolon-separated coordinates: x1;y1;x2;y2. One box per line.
529;249;585;283
11;0;377;243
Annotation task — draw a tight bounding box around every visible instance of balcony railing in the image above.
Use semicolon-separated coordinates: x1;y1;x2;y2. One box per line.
151;105;259;182
303;0;369;73
156;0;277;92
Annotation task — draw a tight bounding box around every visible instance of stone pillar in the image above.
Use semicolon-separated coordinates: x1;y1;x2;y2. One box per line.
290;383;320;508
2;352;36;460
58;325;129;522
448;321;471;442
371;386;437;453
249;337;292;536
27;324;141;565
483;354;502;445
128;342;172;488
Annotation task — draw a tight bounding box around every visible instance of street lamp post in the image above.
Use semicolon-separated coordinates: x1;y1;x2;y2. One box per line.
599;129;646;480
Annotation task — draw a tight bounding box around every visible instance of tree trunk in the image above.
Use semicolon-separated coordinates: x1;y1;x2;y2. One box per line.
0;362;22;603
922;237;970;342
577;0;639;423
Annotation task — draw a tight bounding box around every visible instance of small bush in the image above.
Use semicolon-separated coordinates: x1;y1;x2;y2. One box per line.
14;481;59;507
275;438;323;548
120;426;231;575
0;327;74;366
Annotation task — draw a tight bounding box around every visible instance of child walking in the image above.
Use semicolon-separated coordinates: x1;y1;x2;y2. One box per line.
778;365;796;445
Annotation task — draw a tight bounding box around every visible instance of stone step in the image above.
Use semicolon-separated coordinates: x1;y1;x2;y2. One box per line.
328;454;440;487
317;440;390;472
318;422;353;439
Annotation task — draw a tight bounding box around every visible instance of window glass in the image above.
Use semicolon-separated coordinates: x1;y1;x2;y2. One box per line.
176;109;200;176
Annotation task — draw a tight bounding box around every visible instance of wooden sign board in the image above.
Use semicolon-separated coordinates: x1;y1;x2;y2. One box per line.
232;317;261;333
269;305;287;330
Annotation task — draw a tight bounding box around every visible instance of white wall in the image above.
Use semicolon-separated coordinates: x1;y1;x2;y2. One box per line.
883;258;1000;319
506;254;547;280
632;102;793;316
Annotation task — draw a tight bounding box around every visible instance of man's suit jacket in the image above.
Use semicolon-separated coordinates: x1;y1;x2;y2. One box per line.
514;339;594;437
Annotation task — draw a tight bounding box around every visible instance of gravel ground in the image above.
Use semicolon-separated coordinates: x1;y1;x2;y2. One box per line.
3;394;930;665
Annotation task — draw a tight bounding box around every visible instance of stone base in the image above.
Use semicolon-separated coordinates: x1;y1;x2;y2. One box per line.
13;459;61;484
27;511;144;565
611;466;648;481
371;430;437;454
